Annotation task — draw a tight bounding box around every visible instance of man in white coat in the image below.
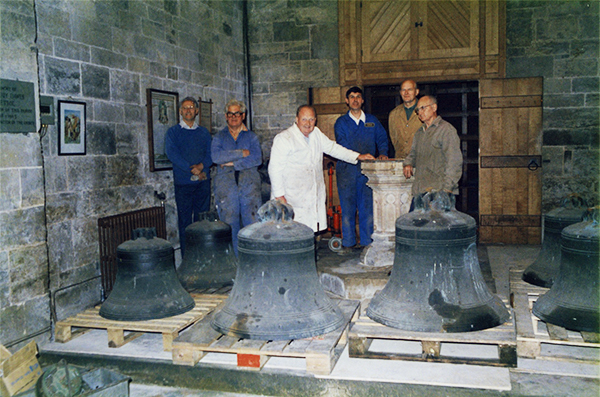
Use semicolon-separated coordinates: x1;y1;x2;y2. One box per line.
269;105;375;232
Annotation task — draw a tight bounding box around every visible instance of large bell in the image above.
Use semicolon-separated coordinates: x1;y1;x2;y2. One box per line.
211;200;345;340
177;211;238;290
367;192;510;332
522;195;587;287
99;228;195;321
532;208;599;332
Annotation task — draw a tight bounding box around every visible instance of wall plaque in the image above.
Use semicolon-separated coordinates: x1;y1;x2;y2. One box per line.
0;79;36;133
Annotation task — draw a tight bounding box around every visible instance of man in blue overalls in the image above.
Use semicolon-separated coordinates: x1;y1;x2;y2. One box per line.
334;87;389;255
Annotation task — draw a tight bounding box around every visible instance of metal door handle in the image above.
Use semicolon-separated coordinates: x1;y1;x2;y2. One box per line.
528;159;539;171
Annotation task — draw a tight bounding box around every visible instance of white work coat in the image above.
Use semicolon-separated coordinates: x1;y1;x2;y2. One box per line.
269;123;359;231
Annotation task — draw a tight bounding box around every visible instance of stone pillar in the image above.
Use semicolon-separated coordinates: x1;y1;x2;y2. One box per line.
360;160;413;267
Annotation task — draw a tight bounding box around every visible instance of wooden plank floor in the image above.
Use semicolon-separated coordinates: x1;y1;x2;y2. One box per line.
55;294;226;351
510;269;600;362
172;299;360;375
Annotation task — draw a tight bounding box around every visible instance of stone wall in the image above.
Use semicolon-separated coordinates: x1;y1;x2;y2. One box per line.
506;0;599;211
34;0;246;323
247;0;339;157
0;0;51;347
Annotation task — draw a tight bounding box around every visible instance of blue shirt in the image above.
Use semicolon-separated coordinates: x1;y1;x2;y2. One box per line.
211;127;262;172
165;123;212;185
334;112;388;175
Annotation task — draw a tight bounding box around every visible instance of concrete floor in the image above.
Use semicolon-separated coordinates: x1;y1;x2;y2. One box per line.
38;240;599;397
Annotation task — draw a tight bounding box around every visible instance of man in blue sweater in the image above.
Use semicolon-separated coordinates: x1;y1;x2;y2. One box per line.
334;87;389;255
165;97;212;256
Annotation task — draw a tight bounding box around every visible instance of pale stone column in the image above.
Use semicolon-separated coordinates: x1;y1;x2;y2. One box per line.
360;159;413;267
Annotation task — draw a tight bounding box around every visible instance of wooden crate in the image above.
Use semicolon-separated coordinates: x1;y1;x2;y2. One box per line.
172;299;360;375
54;294;226;351
509;269;600;362
348;302;517;367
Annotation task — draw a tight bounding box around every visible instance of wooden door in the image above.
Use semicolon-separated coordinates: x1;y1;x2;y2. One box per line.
479;77;543;244
361;1;415;63
417;1;480;59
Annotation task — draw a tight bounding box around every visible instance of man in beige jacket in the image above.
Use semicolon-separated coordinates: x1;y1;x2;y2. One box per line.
388;80;423;159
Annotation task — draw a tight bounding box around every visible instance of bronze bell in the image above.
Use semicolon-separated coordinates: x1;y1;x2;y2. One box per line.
177;211;238;290
211;200;345;340
532;208;599;333
522;195;587;287
99;228;195;321
367;192;510;332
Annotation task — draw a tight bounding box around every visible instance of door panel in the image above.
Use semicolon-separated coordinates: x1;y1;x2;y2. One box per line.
362;1;414;63
479;77;543;244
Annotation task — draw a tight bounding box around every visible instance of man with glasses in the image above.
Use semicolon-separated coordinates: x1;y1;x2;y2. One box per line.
269;105;375;233
388;80;423;159
165;96;212;256
403;95;463;208
334;86;389;255
211;99;262;255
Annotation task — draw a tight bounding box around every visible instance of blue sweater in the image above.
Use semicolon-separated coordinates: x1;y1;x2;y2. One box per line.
165;124;212;185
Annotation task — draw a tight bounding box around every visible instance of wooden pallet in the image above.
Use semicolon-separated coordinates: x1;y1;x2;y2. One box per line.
348;302;517;367
171;299;360;375
509;269;600;362
55;294;227;351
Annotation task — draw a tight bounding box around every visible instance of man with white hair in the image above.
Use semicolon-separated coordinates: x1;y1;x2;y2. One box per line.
269;105;375;232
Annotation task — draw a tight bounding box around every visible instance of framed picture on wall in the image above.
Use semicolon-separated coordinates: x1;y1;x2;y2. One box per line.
147;88;179;171
198;97;212;133
58;100;86;156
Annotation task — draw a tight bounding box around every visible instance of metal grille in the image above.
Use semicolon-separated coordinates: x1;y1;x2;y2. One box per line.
98;206;166;296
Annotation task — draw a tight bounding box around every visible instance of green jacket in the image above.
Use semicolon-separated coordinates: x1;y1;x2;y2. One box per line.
404;116;463;195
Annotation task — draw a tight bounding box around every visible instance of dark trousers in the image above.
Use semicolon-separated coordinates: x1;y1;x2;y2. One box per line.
174;181;210;256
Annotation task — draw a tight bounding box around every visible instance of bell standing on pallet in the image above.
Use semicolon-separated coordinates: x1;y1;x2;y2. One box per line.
367;191;510;332
532;207;599;333
211;200;345;340
99;227;195;321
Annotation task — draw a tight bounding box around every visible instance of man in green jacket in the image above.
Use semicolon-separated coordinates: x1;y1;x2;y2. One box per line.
403;95;463;206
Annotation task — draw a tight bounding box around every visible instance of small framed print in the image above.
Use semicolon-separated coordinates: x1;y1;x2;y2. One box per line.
58;100;86;156
147;88;179;171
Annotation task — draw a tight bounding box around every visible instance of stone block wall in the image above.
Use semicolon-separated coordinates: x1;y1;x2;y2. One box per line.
34;0;246;323
247;0;339;157
506;0;599;211
0;0;51;347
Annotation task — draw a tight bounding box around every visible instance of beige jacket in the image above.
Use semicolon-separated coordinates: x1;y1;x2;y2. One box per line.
388;105;423;160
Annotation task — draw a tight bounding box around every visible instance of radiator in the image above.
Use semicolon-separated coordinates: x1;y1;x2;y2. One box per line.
98;206;166;296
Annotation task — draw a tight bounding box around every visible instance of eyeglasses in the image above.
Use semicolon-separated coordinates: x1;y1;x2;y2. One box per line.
414;104;434;114
181;106;196;110
226;112;243;117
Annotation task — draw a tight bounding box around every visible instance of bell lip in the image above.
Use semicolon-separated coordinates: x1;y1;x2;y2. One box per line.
210;316;345;341
99;301;195;322
532;303;600;333
365;304;510;333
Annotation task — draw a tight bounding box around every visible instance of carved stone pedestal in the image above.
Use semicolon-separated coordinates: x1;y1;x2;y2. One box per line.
360;160;413;267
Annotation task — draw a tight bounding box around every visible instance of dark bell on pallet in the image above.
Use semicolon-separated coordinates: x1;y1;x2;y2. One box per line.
211;200;345;340
177;211;238;290
532;208;599;333
99;228;195;321
522;195;587;287
367;191;510;333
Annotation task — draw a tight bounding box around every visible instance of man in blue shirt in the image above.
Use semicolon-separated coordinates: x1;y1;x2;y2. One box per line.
211;99;262;254
334;87;389;255
165;97;212;256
